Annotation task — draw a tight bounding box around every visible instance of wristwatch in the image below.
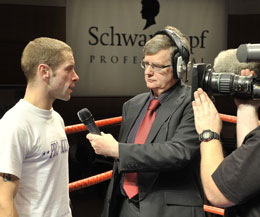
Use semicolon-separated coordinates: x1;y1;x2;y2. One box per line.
199;130;220;142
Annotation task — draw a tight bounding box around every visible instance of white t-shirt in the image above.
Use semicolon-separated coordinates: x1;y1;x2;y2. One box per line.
0;99;72;217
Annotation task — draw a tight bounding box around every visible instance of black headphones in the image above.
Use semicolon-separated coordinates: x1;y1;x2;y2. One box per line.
153;29;190;80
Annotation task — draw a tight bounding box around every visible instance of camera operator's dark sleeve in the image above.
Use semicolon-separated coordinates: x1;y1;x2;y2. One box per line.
212;126;260;204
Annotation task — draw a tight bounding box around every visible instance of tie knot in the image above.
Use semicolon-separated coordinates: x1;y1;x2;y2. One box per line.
148;99;160;111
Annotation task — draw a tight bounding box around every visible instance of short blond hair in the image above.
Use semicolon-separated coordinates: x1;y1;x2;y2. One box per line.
21;37;72;82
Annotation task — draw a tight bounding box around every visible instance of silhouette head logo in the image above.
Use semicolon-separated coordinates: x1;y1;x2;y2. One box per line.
141;0;160;30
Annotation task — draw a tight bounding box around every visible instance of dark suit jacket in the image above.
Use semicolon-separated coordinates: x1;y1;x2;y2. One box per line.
102;82;205;217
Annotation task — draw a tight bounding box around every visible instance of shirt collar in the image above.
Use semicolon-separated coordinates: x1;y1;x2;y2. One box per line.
149;79;180;104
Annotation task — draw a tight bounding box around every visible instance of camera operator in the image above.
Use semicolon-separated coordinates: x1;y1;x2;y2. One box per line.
192;49;260;217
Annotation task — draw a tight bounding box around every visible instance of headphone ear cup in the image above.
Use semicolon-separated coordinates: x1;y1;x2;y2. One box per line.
172;52;187;80
173;52;181;79
176;55;187;79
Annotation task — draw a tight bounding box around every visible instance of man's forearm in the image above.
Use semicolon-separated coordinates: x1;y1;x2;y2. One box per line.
200;140;224;201
0;203;18;217
200;140;234;207
0;173;19;217
237;104;259;147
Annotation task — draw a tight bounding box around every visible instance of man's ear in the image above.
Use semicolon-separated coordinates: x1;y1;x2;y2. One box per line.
39;64;50;81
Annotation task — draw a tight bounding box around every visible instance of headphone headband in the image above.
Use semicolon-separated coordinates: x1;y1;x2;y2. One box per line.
152;29;190;80
153;29;190;64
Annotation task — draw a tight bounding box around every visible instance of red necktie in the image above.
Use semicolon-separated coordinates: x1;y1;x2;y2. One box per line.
123;99;160;199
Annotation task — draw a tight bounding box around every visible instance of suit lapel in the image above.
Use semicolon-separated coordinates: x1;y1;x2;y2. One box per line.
120;93;150;142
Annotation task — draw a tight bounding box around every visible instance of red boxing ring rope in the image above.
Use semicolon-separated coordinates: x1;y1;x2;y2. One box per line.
69;170;113;192
220;113;260;124
68;171;224;215
66;113;243;216
65;116;122;134
219;113;237;124
65;114;241;135
204;205;225;216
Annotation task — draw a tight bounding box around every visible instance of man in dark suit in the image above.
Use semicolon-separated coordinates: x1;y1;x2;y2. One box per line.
87;26;205;217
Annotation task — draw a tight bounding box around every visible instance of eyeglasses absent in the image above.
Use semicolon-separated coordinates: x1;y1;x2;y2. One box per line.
140;60;171;72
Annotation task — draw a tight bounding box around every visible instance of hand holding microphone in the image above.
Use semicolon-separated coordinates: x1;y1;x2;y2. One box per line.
77;108;119;158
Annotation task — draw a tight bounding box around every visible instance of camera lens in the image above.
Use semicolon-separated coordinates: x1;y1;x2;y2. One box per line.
204;71;254;99
192;63;260;100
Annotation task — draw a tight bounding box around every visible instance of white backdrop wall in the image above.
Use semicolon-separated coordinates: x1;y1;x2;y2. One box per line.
67;0;227;96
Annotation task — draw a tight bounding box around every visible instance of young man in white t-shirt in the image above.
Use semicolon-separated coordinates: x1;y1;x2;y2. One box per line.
0;37;79;217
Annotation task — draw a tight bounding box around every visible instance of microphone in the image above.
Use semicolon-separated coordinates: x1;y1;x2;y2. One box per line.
236;43;260;62
77;108;101;135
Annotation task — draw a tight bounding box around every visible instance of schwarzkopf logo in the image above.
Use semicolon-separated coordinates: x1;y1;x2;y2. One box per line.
88;0;209;64
141;0;160;30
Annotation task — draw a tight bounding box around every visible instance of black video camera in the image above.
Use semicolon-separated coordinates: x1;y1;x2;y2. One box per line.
191;43;260;100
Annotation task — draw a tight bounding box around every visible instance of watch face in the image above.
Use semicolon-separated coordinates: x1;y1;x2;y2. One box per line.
199;130;217;142
203;131;212;140
199;130;220;142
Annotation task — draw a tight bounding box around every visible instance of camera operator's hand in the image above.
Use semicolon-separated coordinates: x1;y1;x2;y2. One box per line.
192;88;222;135
234;69;260;108
235;69;260;147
